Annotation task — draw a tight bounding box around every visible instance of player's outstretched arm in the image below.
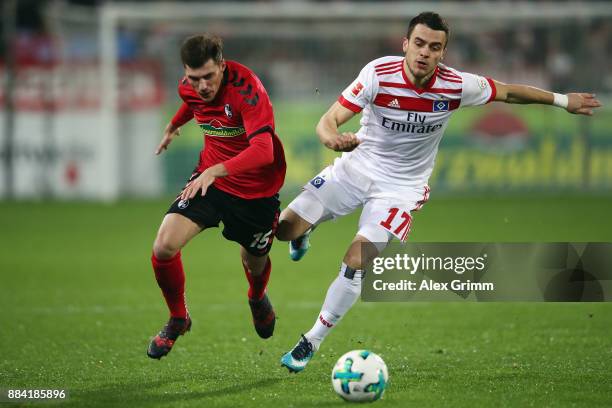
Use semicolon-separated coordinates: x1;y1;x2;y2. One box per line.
493;80;602;116
157;102;194;155
316;102;361;152
155;122;181;155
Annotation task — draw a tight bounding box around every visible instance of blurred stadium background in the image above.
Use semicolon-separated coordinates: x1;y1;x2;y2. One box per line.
1;1;611;407
1;0;611;199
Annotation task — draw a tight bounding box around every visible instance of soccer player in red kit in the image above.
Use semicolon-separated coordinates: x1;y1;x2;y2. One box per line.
147;34;286;359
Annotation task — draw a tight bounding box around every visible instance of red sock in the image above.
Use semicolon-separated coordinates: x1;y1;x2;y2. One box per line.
243;258;271;301
152;251;188;318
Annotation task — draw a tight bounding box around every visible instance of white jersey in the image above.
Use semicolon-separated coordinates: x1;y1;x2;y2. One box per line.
339;56;496;189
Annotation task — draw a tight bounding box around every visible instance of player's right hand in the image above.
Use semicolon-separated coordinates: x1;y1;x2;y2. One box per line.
155;123;181;155
326;132;361;152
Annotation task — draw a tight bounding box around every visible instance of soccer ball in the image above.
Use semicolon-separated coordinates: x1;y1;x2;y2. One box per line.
331;350;388;402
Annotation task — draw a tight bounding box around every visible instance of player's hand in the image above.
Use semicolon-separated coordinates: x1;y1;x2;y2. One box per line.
179;164;228;200
180;170;215;200
325;132;361;152
566;93;602;116
155;123;181;155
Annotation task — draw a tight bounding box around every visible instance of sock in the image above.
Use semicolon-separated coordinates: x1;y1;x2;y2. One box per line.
243;257;271;301
305;262;363;350
151;251;188;319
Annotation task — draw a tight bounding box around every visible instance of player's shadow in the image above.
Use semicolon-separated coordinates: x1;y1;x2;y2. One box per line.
312;400;356;407
61;376;287;407
189;376;286;399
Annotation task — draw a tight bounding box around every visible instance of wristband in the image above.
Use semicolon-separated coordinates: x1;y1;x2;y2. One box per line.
553;93;568;109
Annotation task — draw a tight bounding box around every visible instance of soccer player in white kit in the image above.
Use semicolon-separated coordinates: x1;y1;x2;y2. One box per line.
278;12;601;372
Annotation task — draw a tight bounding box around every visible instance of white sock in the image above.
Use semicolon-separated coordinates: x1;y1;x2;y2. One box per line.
305;262;363;350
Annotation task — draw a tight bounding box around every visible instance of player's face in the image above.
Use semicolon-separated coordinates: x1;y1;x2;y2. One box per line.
185;59;226;102
403;24;447;81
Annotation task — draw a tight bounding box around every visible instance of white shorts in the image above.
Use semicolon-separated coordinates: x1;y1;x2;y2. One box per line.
288;155;430;247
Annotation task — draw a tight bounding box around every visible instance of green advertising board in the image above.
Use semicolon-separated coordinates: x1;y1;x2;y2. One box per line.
162;101;612;194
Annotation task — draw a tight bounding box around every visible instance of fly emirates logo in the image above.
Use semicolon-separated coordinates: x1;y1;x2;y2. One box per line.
381;112;444;134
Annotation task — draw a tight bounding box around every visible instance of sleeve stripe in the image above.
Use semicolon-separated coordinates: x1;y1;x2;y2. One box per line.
338;95;363;113
246;125;273;140
486;77;497;103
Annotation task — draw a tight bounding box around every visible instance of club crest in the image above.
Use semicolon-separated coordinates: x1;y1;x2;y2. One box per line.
310;176;326;189
433;100;450;112
224;104;233;118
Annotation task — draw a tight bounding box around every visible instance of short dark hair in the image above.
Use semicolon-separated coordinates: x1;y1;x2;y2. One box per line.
180;34;224;68
406;12;450;47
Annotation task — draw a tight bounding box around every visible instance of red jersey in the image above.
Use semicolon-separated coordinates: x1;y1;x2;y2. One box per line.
171;60;286;199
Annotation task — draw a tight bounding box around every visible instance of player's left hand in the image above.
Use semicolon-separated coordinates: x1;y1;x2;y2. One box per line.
566;93;602;116
180;171;216;200
180;164;228;200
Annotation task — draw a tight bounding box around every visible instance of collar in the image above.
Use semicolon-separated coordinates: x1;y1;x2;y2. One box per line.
401;60;438;94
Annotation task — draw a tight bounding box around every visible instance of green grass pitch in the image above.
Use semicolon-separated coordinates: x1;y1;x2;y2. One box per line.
1;195;611;407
